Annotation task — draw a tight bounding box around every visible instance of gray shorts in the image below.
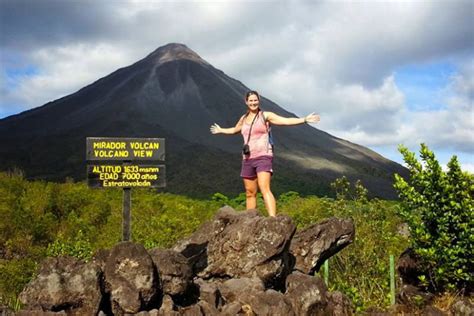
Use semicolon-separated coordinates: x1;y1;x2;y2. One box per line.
240;156;273;179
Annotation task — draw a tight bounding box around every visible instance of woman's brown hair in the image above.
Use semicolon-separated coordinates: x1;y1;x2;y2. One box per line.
245;90;260;101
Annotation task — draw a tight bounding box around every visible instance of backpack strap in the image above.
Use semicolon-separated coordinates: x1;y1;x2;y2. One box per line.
261;111;274;146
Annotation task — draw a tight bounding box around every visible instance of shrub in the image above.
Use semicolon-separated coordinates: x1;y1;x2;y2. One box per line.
331;176;369;202
394;144;473;292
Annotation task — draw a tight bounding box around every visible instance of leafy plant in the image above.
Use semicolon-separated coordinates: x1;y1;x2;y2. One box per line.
331;176;369;202
394;144;473;292
46;230;93;260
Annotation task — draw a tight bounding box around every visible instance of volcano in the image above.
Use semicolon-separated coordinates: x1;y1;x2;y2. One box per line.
0;43;406;198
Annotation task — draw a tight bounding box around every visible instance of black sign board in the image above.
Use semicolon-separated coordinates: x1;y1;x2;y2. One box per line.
86;137;165;161
87;164;166;188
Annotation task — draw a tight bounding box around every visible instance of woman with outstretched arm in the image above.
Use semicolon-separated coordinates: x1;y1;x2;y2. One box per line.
210;90;320;217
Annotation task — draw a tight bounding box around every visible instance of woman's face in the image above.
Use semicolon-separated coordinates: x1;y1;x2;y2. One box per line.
246;94;260;111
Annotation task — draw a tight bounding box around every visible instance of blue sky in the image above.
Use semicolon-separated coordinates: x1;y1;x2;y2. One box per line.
1;0;473;172
395;62;456;111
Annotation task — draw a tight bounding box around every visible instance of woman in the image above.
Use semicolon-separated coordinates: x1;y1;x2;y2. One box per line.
210;90;320;217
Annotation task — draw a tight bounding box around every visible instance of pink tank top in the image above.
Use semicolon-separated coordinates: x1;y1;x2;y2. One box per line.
241;111;273;159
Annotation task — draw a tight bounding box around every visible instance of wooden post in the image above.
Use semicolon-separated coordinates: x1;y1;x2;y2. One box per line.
122;187;131;241
122;160;132;242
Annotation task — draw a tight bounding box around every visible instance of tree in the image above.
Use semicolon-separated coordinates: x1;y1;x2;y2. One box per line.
394;144;473;292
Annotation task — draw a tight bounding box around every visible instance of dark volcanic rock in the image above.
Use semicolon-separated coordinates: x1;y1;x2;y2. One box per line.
290;217;355;274
218;278;294;316
157;295;178;316
18;256;102;315
397;248;424;286
149;248;192;296
327;291;354;315
104;242;159;315
196;301;219;316
285;272;329;316
172;206;239;274
194;278;222;309
91;248;111;271
16;311;67;315
18;207;360;316
396;284;434;307
220;302;243;315
178;304;203;316
238;289;295;316
134;310;160;316
200;208;296;285
218;278;265;304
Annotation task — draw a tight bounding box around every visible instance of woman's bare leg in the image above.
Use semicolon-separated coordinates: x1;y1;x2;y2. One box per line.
243;177;258;210
257;172;276;217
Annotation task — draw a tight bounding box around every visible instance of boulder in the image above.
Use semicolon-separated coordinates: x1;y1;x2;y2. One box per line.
91;248;111;271
397;248;424;286
104;242;159;315
132;310;160;316
149;248;192;296
396;284;434;308
285;272;329;315
178;304;203;316
173;206;255;274
220;301;243;315
194;278;222;308
290;217;355;274
16;311;67;315
218;278;265;304
157;295;179;316
213;277;294;315
238;289;295;316
196;301;220;316
200;210;295;285
18;256;102;315
327;290;353;315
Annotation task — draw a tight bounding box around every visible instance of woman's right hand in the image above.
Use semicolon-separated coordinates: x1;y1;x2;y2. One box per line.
210;123;222;134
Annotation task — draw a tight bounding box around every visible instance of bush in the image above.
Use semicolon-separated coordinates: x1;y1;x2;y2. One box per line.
394;144;473;292
330;176;369;202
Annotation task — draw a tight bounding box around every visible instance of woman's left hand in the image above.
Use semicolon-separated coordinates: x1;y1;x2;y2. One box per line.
304;113;320;123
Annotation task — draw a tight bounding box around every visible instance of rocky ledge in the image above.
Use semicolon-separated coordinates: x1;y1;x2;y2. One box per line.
16;206;355;315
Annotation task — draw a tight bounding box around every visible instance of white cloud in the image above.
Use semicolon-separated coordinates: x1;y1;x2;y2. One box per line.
2;43;134;112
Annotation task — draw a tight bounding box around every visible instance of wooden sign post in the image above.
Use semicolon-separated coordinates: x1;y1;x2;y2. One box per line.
86;137;166;241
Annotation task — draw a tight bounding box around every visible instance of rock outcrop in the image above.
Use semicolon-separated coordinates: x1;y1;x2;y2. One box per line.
19;256;102;315
19;206;355;315
290;217;355;274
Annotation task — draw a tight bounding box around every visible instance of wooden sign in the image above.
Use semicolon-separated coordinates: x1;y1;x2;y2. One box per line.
85;136;167;242
87;164;166;188
86;137;165;161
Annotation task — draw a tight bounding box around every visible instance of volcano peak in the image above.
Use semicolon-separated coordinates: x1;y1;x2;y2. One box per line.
148;43;207;65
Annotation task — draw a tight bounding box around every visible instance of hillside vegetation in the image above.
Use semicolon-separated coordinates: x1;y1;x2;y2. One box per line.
0;170;412;312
